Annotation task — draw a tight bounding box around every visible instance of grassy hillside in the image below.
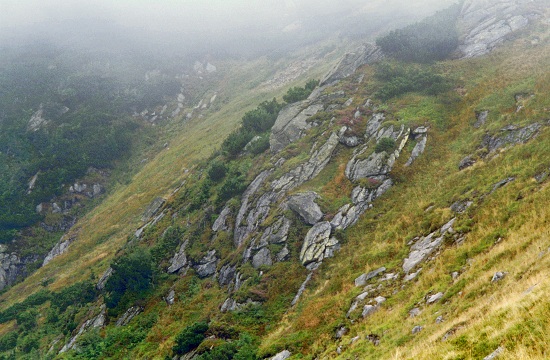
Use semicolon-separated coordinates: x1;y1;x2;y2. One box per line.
259;17;550;360
0;7;548;360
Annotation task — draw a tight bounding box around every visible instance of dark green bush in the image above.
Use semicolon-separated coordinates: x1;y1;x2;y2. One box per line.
51;281;97;312
151;225;184;264
376;4;461;63
0;290;51;324
375;137;397;153
208;161;228;182
282;80;318;103
247;135;270;155
104;247;154;311
0;332;18;352
173;321;209;355
374;62;451;101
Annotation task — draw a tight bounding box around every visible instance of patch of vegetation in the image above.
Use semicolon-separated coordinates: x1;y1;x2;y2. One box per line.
374;62;451;101
376;4;461;63
282;79;319;103
375;137;397;153
173;321;209;355
104;247;155;314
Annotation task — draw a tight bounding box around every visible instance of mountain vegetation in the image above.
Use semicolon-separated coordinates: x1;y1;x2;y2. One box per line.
0;2;549;359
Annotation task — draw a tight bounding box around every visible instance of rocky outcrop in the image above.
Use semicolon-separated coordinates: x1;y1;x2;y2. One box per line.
59;305;106;353
270;350;292;360
141;197;165;222
270;101;324;153
474;110;489;128
320;43;385;86
0;252;26;291
272;132;340;192
299;222;339;265
212;206;232;232
403;218;456;273
354;267;386;287
27;106;49;132
458;0;543;58
252;248;273;269
405;134;427;167
482;123;541;153
116;306;142;326
234;170;274;246
193;250;218;278
287;192;324;225
96;267;113;290
218;264;237;287
43;234;77;266
167;240;188;274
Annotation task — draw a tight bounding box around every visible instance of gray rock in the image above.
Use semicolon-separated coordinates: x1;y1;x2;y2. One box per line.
436;316;444;324
346;151;391;181
404;268;422;282
355;267;386;287
320;43;385;86
270;350;291;360
193;250;218;278
300;222;333;265
51;202;62;214
167;240;188;274
409;307;422;317
141;197;165;222
374;296;386;304
405;135;427;167
116;306;142;326
96;267;113;290
234;170;274;246
483;346;504;360
166;289;175;305
261;217;291;244
483;123;542;153
272;132;339;193
276;246;290;262
491;271;506;282
458;156;476;170
365;113;386;140
338;126;360;147
0;253;26;291
403;232;445;273
426;292;444;304
43;234;76;266
212;206;231;232
362;304;378;318
252;248;272;269
474;110;489;128
366;334;380;346
218;264;236;286
221;298;239;312
451;200;473;213
59;305;106;353
288;192;324;225
269;101;324;153
458;0;537;58
412;326;423;334
291;272;314;306
491;177;515;193
335;326;348;339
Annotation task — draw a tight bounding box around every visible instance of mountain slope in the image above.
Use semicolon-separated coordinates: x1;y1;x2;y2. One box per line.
0;1;548;360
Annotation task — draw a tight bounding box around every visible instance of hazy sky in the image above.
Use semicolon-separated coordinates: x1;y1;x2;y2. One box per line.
0;0;457;56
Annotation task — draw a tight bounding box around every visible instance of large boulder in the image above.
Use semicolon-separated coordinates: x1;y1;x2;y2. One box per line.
299;222;338;265
287;192;324;225
193;250;218;278
270;101;324;153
